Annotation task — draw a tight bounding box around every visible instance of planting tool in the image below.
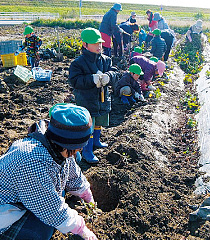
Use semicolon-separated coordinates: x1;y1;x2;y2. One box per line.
55;26;63;62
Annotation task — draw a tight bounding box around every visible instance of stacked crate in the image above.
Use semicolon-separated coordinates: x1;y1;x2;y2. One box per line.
0;40;27;67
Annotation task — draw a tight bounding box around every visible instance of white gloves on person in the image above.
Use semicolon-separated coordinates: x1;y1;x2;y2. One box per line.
147;85;156;91
93;74;101;88
101;74;109;86
93;73;110;88
134;92;146;102
79;226;98;240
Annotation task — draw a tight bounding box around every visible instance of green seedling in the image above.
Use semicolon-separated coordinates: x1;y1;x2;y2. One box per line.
154;88;161;98
187;117;197;128
206;70;210;79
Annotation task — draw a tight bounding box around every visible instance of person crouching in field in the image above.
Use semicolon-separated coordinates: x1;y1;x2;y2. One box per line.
0;103;97;240
15;25;42;69
69;28;119;164
130;55;166;91
115;64;145;105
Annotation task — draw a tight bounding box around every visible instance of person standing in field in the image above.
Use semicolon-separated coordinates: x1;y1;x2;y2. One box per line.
150;29;167;60
69;28;119;163
15;25;42;69
145;9;158;48
0;103;97;240
99;3;123;57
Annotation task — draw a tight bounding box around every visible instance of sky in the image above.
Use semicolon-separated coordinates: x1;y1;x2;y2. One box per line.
96;0;210;9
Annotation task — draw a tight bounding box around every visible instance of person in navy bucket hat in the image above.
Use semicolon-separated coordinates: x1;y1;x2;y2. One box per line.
46;103;92;150
0;103;98;240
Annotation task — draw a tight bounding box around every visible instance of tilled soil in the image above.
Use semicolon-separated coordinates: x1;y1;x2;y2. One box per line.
0;25;210;240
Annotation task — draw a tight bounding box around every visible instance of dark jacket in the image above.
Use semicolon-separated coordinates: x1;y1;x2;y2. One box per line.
99;8;120;36
69;48;118;117
151;36;167;59
130;56;156;82
115;72;142;96
161;30;174;45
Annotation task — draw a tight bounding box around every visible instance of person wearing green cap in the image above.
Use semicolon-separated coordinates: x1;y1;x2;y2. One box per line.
69;27;119;163
129;46;143;60
0;103;98;240
15;25;42;69
150;29;167;60
114;64;145;105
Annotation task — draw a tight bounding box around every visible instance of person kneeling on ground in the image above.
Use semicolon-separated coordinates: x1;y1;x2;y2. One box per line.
115;63;145;105
130;55;166;91
0;103;97;240
129;46;143;60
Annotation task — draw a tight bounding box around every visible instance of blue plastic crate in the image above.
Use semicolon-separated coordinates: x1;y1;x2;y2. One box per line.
0;40;22;55
32;67;52;81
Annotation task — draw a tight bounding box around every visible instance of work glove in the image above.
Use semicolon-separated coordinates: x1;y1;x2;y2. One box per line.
14;50;19;56
96;70;103;75
100;74;110;86
80;188;95;204
119;28;124;33
78;226;98;240
93;74;102;88
134;92;146;102
147;85;156;91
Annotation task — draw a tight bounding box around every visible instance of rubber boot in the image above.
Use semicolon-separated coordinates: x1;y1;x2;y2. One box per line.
121;95;130;105
82;136;99;163
127;95;136;103
93;127;108;148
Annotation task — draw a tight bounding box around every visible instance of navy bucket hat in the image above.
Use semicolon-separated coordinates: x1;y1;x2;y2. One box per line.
47;103;92;150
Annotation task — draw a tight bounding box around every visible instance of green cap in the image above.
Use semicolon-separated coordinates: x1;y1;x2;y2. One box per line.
134;46;142;54
129;64;144;75
81;27;105;44
150;56;159;62
152;29;161;36
24;26;34;35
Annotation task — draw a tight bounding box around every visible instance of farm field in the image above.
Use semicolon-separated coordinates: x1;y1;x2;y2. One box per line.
0;0;210;20
0;21;210;240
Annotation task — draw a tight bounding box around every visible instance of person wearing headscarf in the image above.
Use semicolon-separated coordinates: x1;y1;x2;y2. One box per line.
186;19;203;42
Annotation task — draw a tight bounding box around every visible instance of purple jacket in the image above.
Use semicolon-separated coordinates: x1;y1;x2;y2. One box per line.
115;72;142;96
130;56;156;82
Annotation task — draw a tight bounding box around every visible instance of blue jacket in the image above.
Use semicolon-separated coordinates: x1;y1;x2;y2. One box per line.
151;36;167;60
69;48;118;117
99;8;120;36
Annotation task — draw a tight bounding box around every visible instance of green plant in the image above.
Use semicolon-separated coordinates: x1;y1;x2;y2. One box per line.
154;88;161;98
206;70;210;79
180;91;200;113
187;117;197;128
50;36;83;58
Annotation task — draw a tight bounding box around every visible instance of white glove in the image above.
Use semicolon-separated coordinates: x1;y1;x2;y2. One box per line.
119;28;124;33
148;85;156;91
79;226;98;240
14;50;20;56
101;74;110;86
134;92;145;101
93;74;101;88
96;70;103;75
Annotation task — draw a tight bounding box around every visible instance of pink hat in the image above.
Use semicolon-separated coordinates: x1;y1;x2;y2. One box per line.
156;60;166;77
